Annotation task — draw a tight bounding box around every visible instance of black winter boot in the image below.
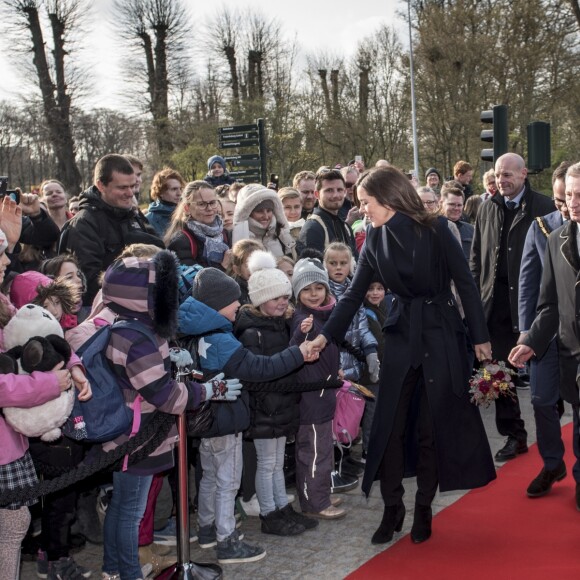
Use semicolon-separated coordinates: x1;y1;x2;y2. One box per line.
410;504;432;544
371;501;405;545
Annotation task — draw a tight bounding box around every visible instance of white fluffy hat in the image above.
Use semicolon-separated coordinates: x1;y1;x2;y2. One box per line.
248;250;292;307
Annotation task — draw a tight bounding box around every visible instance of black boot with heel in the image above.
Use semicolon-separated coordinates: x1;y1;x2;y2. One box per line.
410;504;432;544
371;501;405;545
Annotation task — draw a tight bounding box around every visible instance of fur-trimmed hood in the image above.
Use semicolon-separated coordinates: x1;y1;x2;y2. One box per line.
232;184;296;255
101;250;180;339
10;271;80;315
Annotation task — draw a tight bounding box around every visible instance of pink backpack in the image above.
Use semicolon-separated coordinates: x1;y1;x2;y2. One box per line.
332;381;365;446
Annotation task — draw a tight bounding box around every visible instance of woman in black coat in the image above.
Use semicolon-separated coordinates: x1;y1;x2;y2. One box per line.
309;167;496;545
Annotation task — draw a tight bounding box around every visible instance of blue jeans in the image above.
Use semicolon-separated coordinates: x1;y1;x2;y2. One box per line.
198;434;242;542
254;437;288;516
103;472;152;580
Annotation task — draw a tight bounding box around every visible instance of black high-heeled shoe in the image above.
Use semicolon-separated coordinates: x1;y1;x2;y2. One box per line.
371;501;405;544
410;504;432;544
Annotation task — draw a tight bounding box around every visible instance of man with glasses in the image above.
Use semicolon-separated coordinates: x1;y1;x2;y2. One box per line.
515;162;571;498
470;153;554;462
60;154;164;305
440;186;473;260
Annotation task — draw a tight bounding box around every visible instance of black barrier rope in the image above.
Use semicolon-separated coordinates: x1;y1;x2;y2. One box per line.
0;411;175;507
0;379;343;506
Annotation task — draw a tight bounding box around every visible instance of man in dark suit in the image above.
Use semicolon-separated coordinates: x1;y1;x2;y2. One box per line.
518;162;571;497
471;153;554;462
509;162;580;510
440;185;474;261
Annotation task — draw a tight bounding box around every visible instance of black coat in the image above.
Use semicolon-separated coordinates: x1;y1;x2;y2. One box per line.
60;186;164;305
322;213;496;495
234;308;300;439
470;182;554;330
523;220;580;405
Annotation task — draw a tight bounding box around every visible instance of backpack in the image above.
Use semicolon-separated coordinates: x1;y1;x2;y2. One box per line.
332;381;365;446
63;319;158;443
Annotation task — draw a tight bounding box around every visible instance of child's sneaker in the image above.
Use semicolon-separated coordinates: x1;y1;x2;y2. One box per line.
153;517;198;546
216;530;266;564
280;504;319;530
260;509;305;536
198;523;243;549
46;557;92;579
238;494;260;517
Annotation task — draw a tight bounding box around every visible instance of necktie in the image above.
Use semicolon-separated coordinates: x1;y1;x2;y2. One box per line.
506;201;516;211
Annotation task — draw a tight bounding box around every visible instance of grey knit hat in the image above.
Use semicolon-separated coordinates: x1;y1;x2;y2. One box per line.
192;267;241;313
292;258;329;298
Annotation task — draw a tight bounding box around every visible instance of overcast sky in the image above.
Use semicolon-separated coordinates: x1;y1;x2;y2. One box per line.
0;0;405;111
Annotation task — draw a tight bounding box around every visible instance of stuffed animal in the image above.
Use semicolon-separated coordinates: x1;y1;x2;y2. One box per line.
1;304;75;442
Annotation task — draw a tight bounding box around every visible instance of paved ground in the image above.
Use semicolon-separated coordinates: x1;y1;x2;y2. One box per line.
20;387;574;580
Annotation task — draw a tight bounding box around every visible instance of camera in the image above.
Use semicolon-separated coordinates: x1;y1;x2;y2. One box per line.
269;173;279;189
0;176;20;204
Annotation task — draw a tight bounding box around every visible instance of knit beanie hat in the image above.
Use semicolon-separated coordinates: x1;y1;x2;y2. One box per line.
208;155;226;171
425;167;441;181
192;267;241;313
0;227;7;254
292;258;329;298
247;251;292;307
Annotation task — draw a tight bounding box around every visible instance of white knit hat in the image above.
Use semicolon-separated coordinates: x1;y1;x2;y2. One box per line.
248;250;292;307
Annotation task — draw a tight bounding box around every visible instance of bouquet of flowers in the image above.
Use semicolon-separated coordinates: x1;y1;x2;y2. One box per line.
469;360;516;408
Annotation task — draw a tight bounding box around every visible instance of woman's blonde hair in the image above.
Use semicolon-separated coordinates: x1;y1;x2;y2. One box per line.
227;239;263;276
163;180;215;245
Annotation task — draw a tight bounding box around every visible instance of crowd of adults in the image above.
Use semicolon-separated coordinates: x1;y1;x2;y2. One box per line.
1;149;579;580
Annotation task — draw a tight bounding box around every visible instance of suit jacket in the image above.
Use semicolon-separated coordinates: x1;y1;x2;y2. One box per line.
524;220;580;404
518;210;563;331
470;182;554;330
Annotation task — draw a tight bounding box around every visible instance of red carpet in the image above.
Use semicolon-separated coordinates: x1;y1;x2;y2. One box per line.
347;423;579;580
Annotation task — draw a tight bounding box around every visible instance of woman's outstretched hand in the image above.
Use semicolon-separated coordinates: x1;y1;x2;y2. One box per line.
308;334;328;355
474;342;492;363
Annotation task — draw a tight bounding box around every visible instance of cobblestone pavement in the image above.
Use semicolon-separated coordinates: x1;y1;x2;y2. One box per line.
21;388;572;579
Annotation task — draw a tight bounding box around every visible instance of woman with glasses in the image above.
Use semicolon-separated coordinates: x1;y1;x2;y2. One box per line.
164;180;231;268
232;184;297;259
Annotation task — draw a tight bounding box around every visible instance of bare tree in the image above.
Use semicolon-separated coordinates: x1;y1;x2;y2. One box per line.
2;0;84;193
112;0;191;161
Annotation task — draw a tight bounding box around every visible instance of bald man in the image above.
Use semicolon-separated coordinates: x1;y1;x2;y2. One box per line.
470;153;554;462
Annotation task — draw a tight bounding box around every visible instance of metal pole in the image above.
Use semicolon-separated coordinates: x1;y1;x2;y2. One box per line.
408;0;420;180
156;412;222;580
257;118;267;186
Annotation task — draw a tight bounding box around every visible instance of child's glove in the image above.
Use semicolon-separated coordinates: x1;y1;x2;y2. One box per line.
203;373;242;401
366;353;380;383
169;348;194;369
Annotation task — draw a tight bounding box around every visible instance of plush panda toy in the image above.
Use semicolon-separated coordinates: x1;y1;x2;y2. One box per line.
1;304;74;442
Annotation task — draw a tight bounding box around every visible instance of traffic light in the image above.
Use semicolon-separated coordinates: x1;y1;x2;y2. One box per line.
527;121;551;172
480;104;508;163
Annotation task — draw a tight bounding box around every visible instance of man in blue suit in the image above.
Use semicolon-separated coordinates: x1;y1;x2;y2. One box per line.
517;162;571;497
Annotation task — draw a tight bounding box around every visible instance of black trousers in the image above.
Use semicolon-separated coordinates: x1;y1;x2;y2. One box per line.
379;367;438;507
29;438;84;560
488;283;527;443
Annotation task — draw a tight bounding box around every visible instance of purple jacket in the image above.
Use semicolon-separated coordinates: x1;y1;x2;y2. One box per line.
290;299;340;425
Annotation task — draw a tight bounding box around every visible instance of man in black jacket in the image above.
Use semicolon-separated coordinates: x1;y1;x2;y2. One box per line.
509;162;580;510
59;154;163;306
470;153;554;461
298;169;358;258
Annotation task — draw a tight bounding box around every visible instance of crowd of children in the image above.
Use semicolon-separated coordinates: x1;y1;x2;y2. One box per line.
0;171;391;580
